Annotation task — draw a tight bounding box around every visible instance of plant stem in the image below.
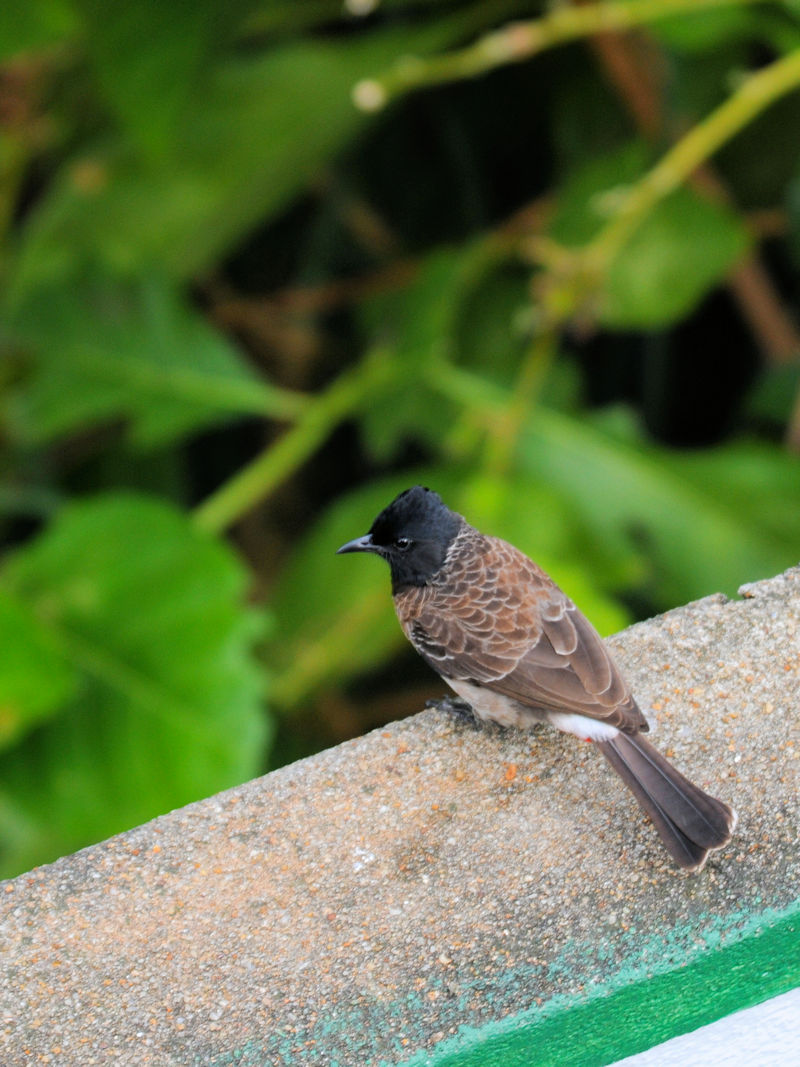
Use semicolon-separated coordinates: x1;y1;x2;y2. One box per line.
193;351;392;534
353;0;773;110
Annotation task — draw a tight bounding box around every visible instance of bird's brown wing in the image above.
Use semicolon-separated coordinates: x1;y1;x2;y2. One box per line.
397;533;646;732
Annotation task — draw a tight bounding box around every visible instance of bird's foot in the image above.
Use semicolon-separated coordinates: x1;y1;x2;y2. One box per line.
426;696;480;726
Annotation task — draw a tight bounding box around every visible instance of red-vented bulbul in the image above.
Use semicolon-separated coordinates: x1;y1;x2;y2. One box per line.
338;485;736;871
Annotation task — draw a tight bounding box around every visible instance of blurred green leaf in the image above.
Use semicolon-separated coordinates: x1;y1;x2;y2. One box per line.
745;364;800;423
359;248;476;460
359;243;520;460
601;188;750;328
673;437;800;548
361;247;467;365
549;140;651;247
655;4;800;57
549;141;749;327
72;0;245;156
652;7;759;51
522;406;800;607
360;386;459;463
0;593;77;749
0;0;76;61
9;43;369;291
10;22;471;294
6;275;287;448
457;264;530;387
0;493;268;876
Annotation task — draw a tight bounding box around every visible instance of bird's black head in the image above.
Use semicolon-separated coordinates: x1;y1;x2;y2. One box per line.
337;486;462;591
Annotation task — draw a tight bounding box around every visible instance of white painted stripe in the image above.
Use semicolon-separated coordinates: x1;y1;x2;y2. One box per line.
610;987;800;1066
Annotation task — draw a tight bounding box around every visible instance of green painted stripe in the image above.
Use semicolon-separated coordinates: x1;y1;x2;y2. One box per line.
404;903;800;1067
209;903;799;1065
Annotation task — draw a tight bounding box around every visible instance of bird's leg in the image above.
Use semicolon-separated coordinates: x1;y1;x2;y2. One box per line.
426;695;480;726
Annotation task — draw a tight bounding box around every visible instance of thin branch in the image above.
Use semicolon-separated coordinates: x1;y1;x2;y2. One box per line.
352;0;775;112
192;350;394;534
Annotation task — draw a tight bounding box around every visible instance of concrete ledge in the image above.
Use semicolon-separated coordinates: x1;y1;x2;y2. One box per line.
2;568;799;1066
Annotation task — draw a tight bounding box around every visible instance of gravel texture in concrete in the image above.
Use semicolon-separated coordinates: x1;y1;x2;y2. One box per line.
1;568;798;1066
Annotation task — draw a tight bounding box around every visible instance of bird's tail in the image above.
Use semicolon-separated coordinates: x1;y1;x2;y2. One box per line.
597;733;737;872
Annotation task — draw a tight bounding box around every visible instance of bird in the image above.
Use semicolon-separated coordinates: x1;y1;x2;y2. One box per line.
337;485;737;872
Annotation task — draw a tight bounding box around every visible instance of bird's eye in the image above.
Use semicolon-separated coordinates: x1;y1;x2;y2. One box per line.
395;537;412;551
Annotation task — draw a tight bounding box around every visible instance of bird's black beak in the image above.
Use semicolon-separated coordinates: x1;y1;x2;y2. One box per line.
336;533;379;555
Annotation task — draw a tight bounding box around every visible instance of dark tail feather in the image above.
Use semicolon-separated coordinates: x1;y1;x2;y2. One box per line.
597;733;737;872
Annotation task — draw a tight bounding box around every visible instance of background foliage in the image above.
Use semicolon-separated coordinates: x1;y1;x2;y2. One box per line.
2;0;800;878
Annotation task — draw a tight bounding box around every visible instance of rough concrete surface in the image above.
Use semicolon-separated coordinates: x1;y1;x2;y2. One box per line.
1;568;799;1066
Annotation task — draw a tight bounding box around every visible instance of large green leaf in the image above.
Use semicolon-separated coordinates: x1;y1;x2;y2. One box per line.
6;275;288;447
0;593;77;749
521;406;800;607
0;493;268;877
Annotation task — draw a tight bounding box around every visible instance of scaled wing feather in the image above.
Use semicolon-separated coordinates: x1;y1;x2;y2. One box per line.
398;533;645;732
